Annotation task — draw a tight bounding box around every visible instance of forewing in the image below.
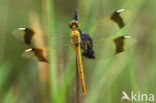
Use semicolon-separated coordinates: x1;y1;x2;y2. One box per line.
91;9;131;39
12;28;71;46
13;28;35;45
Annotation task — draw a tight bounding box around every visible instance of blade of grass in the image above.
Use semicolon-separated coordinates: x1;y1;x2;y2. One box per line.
3;88;17;103
0;0;10;61
28;10;50;103
46;0;58;102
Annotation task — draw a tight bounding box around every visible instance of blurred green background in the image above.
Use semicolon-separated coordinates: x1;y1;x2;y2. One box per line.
0;0;156;103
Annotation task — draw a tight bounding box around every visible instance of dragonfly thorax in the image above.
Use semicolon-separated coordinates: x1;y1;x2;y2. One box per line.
70;29;80;47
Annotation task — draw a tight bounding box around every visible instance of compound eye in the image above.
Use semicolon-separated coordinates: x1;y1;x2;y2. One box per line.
68;21;73;28
75;21;80;27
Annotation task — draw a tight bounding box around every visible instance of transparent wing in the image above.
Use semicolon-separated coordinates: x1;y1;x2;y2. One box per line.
22;46;76;64
22;48;48;62
81;9;134;60
13;28;76;64
12;28;34;45
90;9;131;39
12;28;71;46
91;35;137;59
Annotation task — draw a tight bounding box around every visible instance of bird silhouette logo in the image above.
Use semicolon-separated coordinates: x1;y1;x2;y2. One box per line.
121;91;131;101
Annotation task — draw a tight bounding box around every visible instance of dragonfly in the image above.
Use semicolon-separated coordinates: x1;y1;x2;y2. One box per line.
13;9;137;95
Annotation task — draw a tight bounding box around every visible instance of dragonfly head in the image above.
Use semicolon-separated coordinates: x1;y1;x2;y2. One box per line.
68;10;80;29
68;20;80;29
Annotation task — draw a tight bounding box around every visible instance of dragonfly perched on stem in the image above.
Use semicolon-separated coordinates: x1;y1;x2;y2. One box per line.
13;9;137;95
